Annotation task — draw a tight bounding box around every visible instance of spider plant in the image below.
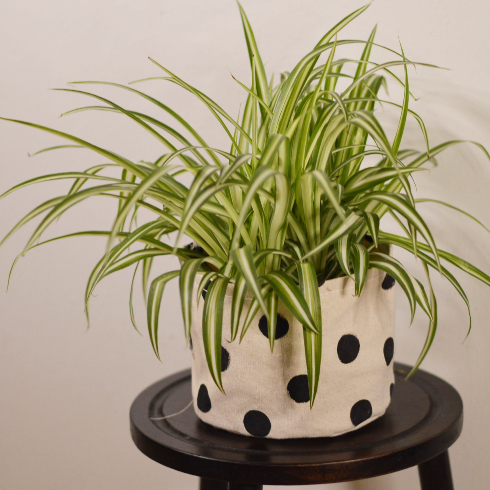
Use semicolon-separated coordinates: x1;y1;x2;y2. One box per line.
1;3;490;407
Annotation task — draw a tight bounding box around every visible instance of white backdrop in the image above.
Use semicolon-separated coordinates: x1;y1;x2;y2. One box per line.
1;1;490;489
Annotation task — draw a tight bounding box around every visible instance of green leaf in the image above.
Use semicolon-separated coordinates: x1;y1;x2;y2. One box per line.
357;192;441;270
239;283;272;342
0;196;64;247
21;183;140;254
28;144;84;156
55;88;208;170
271;3;372;133
298;172;320;253
203;277;230;393
351;24;377;99
231;245;269;323
103;249;168;276
391;42;409;155
85;220;170;303
297;261;322;408
229;165;277;251
237;2;271;107
174;179;237;251
0;117;146;179
264;270;319;334
142;255;154;302
147;270;180;359
341;60;439;101
343;167;426;196
68;80;224;167
361;211;380;248
148;58;249;152
311;170;346;221
415;198;490;233
179;258;206;343
231;275;247;341
217;153;253;185
303;212;363;259
0;171;121;201
334;233;355;278
129;263;143;335
266;172;291;270
406;263;437;379
378;231;473;336
230;72;273;118
369;252;432;321
267;292;279;352
197;271;218;306
106;158;182;253
351;243;369;295
346;111;415;204
68;164;120;196
254;248;293;267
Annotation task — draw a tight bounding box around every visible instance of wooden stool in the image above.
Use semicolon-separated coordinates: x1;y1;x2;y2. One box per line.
130;363;463;490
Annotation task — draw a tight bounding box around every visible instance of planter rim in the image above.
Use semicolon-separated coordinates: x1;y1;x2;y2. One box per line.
195;267;384;299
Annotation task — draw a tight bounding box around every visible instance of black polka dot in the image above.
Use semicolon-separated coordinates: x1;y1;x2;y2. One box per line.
384;337;394;366
382;273;396;290
186;242;205;254
201;280;211;300
337;334;360;364
197;384;211;413
221;346;230;372
258;314;289;339
243;410;271;437
350;399;373;426
287;375;310;403
390;383;394;399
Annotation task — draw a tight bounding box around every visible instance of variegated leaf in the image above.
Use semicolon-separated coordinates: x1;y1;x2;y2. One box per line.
264;270;319;334
351;243;369;296
147;270;180;359
231;245;269;324
297;261;322;407
203;277;230;393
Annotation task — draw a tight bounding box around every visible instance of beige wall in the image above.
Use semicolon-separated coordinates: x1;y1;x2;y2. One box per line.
1;1;490;489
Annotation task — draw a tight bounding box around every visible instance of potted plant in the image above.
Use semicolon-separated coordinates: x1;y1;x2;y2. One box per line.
1;3;489;439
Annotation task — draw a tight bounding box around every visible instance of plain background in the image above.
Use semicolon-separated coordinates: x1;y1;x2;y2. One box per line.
1;1;490;489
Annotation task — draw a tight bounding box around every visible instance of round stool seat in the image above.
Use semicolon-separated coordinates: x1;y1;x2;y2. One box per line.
130;363;463;486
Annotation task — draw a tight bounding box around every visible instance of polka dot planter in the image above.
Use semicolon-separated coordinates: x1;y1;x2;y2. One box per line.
190;268;395;439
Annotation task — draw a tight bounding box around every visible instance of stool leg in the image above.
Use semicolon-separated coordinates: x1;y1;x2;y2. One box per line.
228;484;262;490
199;477;229;490
418;450;454;490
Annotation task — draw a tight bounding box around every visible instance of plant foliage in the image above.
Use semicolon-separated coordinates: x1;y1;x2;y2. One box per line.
2;3;490;406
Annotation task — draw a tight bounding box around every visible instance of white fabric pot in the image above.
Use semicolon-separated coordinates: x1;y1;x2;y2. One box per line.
190;267;396;439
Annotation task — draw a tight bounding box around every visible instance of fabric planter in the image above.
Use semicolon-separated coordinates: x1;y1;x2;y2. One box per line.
190;267;396;439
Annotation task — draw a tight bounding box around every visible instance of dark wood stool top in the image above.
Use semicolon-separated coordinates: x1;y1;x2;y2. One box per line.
130;363;463;486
